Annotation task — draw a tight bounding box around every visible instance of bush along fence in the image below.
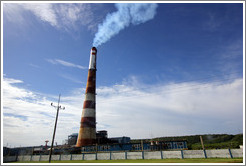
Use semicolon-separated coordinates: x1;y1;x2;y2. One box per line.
3;148;243;162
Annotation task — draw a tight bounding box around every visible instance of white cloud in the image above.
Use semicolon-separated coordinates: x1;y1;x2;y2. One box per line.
53;3;96;32
2;77;83;147
214;39;243;76
59;74;83;84
46;59;86;70
3;3;101;33
2;76;243;147
22;3;58;27
96;78;243;138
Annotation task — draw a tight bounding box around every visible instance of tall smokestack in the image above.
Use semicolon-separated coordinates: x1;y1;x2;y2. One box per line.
76;47;97;147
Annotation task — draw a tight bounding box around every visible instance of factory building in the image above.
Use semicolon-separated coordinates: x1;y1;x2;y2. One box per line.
109;137;131;144
3;145;50;156
96;130;108;144
80;140;188;153
96;130;108;139
67;133;78;145
69;130;130;145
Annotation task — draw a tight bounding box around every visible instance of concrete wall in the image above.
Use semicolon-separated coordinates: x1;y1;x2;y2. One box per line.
71;154;83;160
163;150;182;159
40;155;49;161
51;155;60;161
3;156;17;163
84;153;96;160
111;152;125;160
127;152;142;160
61;154;71;161
231;149;243;158
22;155;31;161
206;149;230;158
183;150;205;158
17;155;22;161
31;155;41;161
144;151;162;159
97;152;110;160
4;148;243;163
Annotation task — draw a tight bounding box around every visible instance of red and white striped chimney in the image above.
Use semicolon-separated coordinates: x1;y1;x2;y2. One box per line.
76;47;97;147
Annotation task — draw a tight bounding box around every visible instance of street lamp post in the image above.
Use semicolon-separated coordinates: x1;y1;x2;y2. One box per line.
48;94;65;163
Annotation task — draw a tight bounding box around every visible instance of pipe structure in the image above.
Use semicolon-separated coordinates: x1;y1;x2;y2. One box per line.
76;47;97;147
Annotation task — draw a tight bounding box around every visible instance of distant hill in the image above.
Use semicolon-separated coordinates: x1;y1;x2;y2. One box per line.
131;134;243;150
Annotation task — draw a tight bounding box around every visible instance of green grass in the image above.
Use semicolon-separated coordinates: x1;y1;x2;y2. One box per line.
13;158;243;163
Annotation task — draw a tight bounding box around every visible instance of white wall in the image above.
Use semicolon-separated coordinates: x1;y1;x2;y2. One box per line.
230;149;243;158
97;153;110;160
71;154;83;160
144;151;162;159
4;148;243;163
183;150;205;158
60;154;71;160
31;155;40;161
206;149;230;158
84;153;96;160
111;152;125;160
163;151;182;159
127;152;142;160
40;155;49;161
51;155;60;161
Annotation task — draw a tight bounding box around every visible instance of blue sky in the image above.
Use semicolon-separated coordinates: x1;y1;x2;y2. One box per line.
2;2;244;147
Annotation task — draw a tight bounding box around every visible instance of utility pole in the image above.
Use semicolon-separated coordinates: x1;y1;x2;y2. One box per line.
48;94;65;163
141;140;144;151
200;136;205;150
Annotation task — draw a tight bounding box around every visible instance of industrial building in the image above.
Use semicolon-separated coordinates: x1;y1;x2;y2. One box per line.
80;140;187;153
67;133;78;145
3;145;50;156
68;130;131;146
109;137;131;144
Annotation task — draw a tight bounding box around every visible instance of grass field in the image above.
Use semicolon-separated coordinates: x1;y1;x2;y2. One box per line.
14;158;243;163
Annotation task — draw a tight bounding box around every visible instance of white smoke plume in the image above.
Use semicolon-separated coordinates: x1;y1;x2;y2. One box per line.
93;3;158;47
